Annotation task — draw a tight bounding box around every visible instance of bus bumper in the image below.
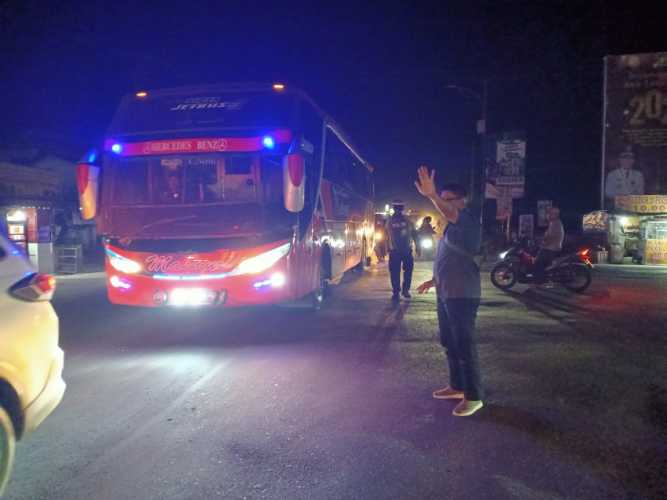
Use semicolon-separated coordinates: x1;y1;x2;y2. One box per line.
105;268;294;308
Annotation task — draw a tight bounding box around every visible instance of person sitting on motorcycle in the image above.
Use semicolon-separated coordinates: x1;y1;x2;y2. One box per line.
418;216;436;237
533;206;564;283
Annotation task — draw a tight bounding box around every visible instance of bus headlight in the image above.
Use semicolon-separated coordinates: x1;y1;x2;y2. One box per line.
233;243;291;275
107;249;142;274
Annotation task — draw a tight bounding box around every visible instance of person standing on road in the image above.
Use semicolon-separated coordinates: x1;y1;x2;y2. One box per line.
386;200;420;301
414;167;484;417
533;206;564;284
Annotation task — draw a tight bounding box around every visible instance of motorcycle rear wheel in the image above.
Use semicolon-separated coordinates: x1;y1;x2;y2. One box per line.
559;263;592;293
490;262;517;290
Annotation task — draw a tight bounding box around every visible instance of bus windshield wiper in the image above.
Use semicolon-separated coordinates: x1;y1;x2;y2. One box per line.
139;215;198;233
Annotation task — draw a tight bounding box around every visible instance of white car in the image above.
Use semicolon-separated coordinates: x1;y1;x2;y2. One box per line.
0;233;66;495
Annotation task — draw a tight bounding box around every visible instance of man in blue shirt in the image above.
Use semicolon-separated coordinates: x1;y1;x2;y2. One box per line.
415;166;484;417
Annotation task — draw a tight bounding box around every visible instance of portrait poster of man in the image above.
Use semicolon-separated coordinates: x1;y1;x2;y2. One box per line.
602;52;667;210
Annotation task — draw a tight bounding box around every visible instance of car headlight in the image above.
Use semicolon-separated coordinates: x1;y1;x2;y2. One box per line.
107;249;142;274
233;242;291;275
374;231;383;241
420;238;433;249
499;250;508;259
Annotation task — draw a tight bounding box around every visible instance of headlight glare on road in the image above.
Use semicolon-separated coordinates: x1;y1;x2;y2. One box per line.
107;249;142;274
234;243;291;275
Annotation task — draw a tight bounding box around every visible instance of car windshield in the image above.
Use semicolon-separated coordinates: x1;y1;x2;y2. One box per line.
111;154;274;206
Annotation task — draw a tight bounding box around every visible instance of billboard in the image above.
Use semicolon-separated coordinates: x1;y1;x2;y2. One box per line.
485;131;526;199
602;52;667;210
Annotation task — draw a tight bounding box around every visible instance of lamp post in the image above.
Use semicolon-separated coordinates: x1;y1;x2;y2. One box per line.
445;81;488;225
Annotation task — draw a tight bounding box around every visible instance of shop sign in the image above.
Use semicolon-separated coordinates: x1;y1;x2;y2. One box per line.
615;195;667;213
645;239;667;264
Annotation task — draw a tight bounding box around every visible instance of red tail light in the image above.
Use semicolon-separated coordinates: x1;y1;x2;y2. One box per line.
10;273;57;302
579;248;590;257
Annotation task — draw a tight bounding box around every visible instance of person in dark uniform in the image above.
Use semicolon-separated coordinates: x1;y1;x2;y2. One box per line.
386;200;420;301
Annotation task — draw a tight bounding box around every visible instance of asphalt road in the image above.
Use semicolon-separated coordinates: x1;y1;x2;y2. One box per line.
5;262;666;500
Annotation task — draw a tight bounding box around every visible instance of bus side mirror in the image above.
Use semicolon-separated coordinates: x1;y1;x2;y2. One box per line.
76;163;100;220
283;154;305;213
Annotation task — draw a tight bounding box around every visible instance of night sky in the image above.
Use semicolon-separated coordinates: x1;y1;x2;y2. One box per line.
1;0;664;215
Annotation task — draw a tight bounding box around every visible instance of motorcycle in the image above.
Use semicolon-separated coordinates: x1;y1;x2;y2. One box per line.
417;234;436;261
490;244;594;293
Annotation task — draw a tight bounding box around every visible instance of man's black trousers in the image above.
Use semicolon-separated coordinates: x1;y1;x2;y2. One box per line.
388;250;414;294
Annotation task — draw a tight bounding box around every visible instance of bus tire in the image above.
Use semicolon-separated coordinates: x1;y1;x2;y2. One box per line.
310;277;328;311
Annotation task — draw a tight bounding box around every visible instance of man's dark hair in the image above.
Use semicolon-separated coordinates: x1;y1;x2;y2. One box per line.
441;183;467;199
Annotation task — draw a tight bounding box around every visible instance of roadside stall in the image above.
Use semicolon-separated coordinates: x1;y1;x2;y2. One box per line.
616;195;667;265
582;195;667;265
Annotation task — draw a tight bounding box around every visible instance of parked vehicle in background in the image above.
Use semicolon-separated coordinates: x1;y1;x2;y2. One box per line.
374;213;388;262
76;83;375;309
490;242;593;293
0;233;66;495
416;215;436;261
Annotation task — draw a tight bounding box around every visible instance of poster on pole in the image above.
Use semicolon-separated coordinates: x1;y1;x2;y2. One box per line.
518;214;534;240
537;200;552;227
485;131;526;198
496;194;512;221
602;52;667;210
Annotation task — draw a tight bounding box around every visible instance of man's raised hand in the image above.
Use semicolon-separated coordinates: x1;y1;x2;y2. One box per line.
415;166;437;198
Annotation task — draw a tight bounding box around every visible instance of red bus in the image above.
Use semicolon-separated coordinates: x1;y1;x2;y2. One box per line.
77;83;375;308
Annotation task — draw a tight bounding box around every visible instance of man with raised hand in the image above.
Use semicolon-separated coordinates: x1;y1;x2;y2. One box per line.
415;166;484;417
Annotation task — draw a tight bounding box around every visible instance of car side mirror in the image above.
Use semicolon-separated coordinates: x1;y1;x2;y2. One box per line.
283;154;305;213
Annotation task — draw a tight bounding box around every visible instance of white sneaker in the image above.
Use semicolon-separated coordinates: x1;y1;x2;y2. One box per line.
432;386;465;400
452;399;484;416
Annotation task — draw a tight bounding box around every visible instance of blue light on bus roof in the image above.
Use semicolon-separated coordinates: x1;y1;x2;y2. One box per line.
262;136;275;149
111;143;123;154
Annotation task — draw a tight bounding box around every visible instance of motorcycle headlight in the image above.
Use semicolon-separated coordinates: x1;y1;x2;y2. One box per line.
420;238;433;249
499;250;509;259
233;243;291;275
106;249;142;274
374;231;383;241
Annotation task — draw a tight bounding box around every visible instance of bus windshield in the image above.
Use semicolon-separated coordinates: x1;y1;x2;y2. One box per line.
110;154;284;207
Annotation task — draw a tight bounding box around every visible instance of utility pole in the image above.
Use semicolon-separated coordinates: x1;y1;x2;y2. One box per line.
445;80;488;226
